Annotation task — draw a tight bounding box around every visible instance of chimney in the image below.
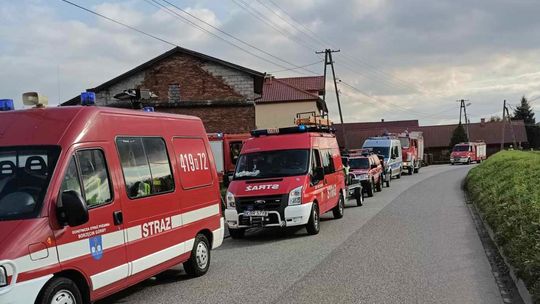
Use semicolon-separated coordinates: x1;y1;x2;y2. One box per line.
265;74;274;84
381;119;385;122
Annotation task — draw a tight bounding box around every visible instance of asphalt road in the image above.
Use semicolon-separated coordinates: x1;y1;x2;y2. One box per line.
99;165;503;304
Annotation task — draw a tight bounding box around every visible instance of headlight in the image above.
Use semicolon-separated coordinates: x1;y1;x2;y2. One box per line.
288;186;303;206
0;265;7;287
226;191;235;208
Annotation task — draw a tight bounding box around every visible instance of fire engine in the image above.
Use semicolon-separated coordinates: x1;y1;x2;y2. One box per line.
450;141;487;164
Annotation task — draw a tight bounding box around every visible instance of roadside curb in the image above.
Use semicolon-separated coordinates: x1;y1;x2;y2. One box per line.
465;193;533;304
470;202;534;304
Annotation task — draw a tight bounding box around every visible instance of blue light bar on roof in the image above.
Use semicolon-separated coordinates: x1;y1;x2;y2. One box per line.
142;107;155;112
81;92;96;106
0;99;14;111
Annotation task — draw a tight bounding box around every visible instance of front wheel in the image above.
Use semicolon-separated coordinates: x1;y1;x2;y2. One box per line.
37;277;83;304
333;194;345;219
366;180;374;197
183;234;211;277
375;177;382;192
306;203;320;235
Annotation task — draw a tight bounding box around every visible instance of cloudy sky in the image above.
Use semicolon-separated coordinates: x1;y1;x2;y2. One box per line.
1;0;539;126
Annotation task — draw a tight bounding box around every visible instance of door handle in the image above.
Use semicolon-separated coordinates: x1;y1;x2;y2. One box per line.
113;211;123;226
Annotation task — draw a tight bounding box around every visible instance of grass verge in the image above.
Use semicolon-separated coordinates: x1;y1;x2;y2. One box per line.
466;151;540;303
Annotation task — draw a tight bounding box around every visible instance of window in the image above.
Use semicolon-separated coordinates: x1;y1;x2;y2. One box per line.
229;141;243;165
116;137;174;199
321;149;335;174
0;146;61;220
78;150;112;206
168;84;181;102
60;157;82;198
60;150;112;209
311;149;322;174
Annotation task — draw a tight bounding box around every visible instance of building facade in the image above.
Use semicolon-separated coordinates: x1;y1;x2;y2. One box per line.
62;47;265;134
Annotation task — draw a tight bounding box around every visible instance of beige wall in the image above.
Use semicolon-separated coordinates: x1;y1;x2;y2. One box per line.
256;101;319;128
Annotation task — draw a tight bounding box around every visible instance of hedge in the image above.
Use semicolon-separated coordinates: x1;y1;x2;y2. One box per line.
466;151;540;303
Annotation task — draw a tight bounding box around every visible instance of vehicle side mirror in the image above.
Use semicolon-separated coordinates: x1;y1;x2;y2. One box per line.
58;190;89;227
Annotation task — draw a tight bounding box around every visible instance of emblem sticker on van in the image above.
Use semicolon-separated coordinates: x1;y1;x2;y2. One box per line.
89;236;103;260
245;184;279;191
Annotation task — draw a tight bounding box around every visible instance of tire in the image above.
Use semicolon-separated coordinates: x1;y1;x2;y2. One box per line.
366;180;374;197
355;188;363;206
229;228;245;239
306;203;320;235
467;158;471;165
396;171;401;179
414;164;420;173
385;174;391;187
332;194;345;219
37;277;83;304
183;234;211;277
375;177;382;192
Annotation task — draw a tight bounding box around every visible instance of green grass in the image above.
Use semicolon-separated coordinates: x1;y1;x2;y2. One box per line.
466;151;540;302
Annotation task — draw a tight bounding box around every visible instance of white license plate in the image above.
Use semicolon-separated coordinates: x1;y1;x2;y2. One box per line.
244;210;268;217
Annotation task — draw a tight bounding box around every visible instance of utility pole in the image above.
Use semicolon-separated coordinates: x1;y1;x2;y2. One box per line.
316;49;347;148
500;100;517;150
457;99;471;139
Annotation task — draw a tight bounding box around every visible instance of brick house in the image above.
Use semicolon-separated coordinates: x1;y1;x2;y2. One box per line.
255;76;327;128
62;47;265;133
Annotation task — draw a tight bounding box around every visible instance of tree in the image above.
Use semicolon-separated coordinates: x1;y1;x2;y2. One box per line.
513;96;536;124
489;115;502;122
513;96;539;148
450;123;469;147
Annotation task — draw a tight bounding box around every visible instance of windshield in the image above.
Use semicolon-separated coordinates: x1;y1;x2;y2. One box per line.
364;146;390;158
399;138;409;148
234;149;309;180
0;146;60;220
349;158;370;170
453;145;471;152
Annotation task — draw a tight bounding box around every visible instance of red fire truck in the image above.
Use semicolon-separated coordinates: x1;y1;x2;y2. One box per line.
0;103;223;303
398;131;424;174
207;133;250;182
450;141;487;164
224;120;346;238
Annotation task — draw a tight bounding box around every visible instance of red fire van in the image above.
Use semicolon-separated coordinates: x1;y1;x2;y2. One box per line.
224;125;346;238
207;133;250;182
0;106;224;303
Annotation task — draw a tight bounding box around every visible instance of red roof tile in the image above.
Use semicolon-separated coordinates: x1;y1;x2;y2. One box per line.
278;76;325;94
259;78;320;103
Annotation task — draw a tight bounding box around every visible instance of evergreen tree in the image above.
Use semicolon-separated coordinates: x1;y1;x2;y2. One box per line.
513;96;535;124
450;123;469;147
513;96;539;148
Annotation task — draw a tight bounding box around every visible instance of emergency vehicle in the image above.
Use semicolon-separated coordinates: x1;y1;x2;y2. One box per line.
347;153;383;197
362;136;403;179
398;131;424;175
224;118;346;238
450;141;487;164
0;97;224;304
207;133;250;183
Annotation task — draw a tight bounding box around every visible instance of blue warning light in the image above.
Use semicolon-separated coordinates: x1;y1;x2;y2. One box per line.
0;99;14;111
81;92;96;106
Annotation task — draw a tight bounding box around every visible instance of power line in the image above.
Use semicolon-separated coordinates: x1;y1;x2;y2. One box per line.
260;0;426;93
60;0;177;47
144;0;306;73
268;60;323;73
154;0;319;76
